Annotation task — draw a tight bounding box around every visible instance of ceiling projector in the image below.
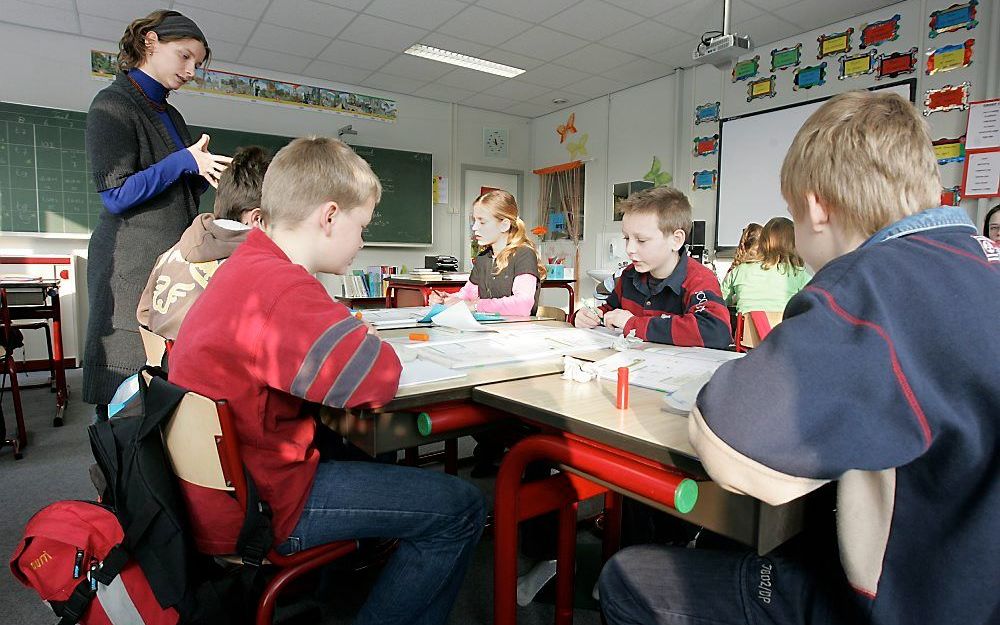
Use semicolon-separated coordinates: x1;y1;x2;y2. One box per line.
692;33;753;66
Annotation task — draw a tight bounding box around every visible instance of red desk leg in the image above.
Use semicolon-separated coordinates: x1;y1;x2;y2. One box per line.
555;502;578;625
47;286;67;427
564;284;575;317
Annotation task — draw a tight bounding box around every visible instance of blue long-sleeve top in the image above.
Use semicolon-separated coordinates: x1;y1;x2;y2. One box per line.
99;69;205;215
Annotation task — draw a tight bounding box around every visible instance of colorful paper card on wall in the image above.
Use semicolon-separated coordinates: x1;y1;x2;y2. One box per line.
695;101;721;124
859;14;901;48
747;76;777;102
771;44;801;71
692;170;718;191
933;136;966;164
926;39;975;75
877;48;918;79
923;83;971;116
566;133;588;159
941;186;962;205
644;156;673;187
929;0;978;38
793;63;827;90
693;135;720;157
556;112;577;143
818;28;853;59
732;56;760;82
838;50;877;79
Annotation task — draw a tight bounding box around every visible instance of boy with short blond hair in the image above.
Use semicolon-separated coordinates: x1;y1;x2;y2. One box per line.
572;185;731;348
170;136;485;625
599;92;999;625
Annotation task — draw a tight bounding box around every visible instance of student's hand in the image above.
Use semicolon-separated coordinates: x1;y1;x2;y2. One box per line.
442;294;463;306
187;134;233;189
428;290;447;305
574;307;602;328
602;309;634;331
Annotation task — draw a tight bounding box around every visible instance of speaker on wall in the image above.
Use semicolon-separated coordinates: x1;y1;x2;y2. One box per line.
689;220;706;261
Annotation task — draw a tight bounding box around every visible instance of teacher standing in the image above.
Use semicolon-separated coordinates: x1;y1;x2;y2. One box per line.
84;10;230;414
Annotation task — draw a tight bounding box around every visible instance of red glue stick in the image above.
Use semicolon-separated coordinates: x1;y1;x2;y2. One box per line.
616;367;629;409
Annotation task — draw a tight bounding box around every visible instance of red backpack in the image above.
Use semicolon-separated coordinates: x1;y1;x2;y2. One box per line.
10;500;179;625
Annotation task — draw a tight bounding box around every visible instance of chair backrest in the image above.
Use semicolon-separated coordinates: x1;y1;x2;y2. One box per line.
537;305;567;322
139;326;170;367
739;311;784;349
162;392;235;493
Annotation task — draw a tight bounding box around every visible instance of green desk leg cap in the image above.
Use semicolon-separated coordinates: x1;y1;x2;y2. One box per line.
416;412;432;437
674;479;698;514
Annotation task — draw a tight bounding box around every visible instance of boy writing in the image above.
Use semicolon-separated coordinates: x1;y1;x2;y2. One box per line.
170;137;486;625
572;186;731;349
599;91;999;625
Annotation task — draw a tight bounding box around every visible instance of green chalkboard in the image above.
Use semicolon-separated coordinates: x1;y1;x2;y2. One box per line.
0;100;433;245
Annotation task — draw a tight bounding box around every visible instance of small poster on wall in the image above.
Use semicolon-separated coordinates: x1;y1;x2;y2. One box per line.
695;101;721;124
817;28;853;59
839;50;877;79
928;0;979;38
876;48;918;80
933;136;966;164
923;83;972;116
732;56;760;82
770;44;802;71
747;76;777;102
859;14;901;48
692;170;718;191
941;186;962;205
693;135;720;157
925;39;975;75
793;63;827;90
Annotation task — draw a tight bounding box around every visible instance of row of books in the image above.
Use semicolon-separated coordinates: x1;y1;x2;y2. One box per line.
342;265;403;298
405;268;470;282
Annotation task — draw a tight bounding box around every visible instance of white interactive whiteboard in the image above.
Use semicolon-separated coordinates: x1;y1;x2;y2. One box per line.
715;80;915;248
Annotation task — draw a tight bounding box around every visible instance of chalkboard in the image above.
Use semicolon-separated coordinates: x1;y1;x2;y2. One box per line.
0;100;433;245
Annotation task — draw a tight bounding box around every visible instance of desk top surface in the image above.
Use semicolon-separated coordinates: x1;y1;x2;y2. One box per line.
1;278;60;288
473;373;702;473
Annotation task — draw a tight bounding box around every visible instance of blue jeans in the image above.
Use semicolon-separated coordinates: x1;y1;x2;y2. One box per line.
598;545;861;625
278;460;486;625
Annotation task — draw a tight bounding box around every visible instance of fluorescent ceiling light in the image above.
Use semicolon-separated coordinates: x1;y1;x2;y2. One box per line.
404;44;525;78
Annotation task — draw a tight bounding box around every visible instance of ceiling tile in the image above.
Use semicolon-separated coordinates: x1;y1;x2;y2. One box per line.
190;0;270;20
261;0;356;38
562;74;628;98
600;20;686;57
653;0;762;37
174;5;258;45
17;0;74;9
543;0;645;41
238;47;312;75
251;23;332;58
437;6;532;47
319;40;397;70
419;33;492;57
461;93;519;112
498;26;588;62
338;14;429;52
482;80;551;101
744;0;802;10
603;0;689;18
303;59;373;85
473;0;578;23
361;72;428;94
517;63;592;89
412;83;478;102
364;0;467;30
734;13;802;48
554;44;640;75
777;0;883;32
602;57;672;83
79;13;129;43
316;0;372;10
528;90;580;106
645;38;700;69
478;48;546;72
204;41;244;63
503;102;547;118
5;0;78;32
435;67;508;91
77;0;161;19
378;55;456;81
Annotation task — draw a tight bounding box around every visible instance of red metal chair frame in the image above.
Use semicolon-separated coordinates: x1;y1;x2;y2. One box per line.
0;288;27;460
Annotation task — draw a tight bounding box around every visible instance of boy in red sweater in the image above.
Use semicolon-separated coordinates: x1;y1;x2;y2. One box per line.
170;137;485;625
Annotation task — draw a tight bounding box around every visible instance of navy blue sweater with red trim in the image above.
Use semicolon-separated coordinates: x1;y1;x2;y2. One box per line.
574;254;731;348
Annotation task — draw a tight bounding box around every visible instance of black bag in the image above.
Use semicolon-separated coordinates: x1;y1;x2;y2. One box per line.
1;325;24;352
88;367;273;625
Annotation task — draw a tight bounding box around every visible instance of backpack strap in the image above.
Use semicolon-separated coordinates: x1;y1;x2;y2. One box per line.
137;368;184;440
53;545;130;625
235;468;273;569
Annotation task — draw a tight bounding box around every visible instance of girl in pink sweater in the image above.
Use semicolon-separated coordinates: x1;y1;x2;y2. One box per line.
430;190;546;316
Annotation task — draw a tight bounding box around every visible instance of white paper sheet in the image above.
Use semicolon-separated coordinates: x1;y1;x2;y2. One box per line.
397;358;467;388
430;302;497;332
413;327;617;369
964;151;1000;197
966;100;1000;150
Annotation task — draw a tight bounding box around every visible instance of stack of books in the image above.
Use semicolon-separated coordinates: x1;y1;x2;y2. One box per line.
407;268;442;281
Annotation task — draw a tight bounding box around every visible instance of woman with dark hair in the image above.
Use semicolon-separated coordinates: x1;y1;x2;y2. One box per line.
83;10;231;416
984;204;1000;245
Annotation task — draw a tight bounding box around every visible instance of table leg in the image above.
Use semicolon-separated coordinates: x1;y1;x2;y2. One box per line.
564;284;575;317
602;491;623;563
555;502;578;625
47;286;67;427
385;285;395;308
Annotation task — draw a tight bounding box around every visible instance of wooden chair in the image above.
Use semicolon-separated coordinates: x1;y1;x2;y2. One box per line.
162;390;357;625
537;305;567;322
1;289;27;460
139;326;173;368
734;311;784;352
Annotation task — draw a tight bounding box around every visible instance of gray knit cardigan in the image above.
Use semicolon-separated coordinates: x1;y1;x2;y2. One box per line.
83;73;203;404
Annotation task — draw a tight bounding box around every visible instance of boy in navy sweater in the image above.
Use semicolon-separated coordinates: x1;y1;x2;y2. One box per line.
572;186;731;348
598;93;999;624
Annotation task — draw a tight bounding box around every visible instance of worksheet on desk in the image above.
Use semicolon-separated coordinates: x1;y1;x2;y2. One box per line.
594;347;743;394
360;307;431;327
411;327;618;369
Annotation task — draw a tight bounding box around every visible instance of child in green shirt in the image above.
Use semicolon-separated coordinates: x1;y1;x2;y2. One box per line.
722;217;810;314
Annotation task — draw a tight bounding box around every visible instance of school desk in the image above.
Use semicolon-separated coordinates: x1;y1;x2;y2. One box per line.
0;278;69;426
472;374;808;625
385;277;577;315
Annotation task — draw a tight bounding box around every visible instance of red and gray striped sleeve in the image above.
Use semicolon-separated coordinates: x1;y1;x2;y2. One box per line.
253;280;401;409
624;264;731;347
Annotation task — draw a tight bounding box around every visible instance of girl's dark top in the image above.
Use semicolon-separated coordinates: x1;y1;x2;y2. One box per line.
469;246;541;315
83;72;204;403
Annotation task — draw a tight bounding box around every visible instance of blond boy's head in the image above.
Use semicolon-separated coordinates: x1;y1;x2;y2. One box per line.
618;186;693;278
261;136;381;228
781;91;940;239
617;186;693;240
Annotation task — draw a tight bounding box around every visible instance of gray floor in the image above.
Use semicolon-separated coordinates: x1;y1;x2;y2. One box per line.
0;368;604;625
